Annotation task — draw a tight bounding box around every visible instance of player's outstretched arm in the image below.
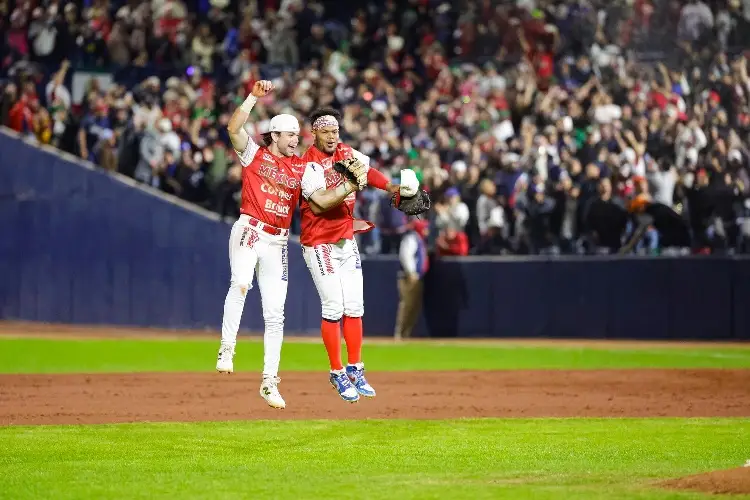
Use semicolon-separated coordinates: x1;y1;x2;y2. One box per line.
227;80;274;153
366;162;420;198
300;161;359;215
348;146;420;196
309;180;359;214
366;165;398;193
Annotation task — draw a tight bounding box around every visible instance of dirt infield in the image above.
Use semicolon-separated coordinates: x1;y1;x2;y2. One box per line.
2;323;749;426
1;369;749;425
660;467;750;495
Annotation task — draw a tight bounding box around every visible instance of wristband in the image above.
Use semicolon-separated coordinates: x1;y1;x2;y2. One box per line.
240;94;258;114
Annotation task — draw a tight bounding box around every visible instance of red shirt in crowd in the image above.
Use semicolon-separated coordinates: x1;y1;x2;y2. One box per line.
437;230;469;256
8;95;34;133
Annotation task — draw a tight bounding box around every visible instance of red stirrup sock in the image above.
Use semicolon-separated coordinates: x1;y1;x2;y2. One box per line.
342;316;363;365
321;319;343;371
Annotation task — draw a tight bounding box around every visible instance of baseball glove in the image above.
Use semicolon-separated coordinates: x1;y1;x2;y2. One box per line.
333;157;368;191
391;189;431;216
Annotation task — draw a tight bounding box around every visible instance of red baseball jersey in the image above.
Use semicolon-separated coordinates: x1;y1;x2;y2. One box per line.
298;143;374;246
235;138;307;230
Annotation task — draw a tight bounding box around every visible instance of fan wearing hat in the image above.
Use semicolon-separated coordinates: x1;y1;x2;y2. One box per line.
394;219;430;340
216;81;362;410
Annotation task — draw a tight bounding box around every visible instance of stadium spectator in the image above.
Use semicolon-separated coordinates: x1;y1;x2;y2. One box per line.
3;0;750;257
395;219;430;340
476;179;500;241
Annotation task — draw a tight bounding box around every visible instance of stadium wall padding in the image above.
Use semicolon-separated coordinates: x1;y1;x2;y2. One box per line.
0;130;322;334
1;130;748;340
408;255;748;340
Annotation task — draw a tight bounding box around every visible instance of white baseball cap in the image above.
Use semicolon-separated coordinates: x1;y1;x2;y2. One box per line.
268;114;300;134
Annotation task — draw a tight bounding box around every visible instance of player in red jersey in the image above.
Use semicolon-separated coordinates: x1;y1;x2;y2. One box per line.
299;107;420;403
218;83;363;409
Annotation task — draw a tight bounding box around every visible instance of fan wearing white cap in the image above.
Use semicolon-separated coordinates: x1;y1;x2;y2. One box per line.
217;81;360;410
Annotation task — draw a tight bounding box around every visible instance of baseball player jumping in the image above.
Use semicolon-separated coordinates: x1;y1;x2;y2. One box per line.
218;83;367;409
299;107;430;403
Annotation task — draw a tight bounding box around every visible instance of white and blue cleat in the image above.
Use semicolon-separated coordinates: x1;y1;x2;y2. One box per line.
329;371;360;403
346;363;376;398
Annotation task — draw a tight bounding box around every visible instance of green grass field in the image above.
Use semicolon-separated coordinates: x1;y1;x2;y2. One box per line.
1;335;749;500
1;337;750;373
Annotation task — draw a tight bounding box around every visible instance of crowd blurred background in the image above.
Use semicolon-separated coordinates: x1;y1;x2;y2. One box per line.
3;0;750;256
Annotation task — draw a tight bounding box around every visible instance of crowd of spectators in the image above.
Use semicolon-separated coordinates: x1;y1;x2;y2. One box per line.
4;0;750;256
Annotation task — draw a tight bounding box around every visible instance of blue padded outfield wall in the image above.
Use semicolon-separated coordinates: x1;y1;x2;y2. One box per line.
0;129;748;340
0;130;320;335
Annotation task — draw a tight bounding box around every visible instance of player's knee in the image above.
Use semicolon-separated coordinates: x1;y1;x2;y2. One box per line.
321;301;344;322
344;303;364;318
263;311;284;325
237;284;251;297
263;318;284;337
229;282;251;299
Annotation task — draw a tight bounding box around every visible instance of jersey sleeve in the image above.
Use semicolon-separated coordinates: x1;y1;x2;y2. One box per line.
234;135;261;167
350;147;371;170
301;162;326;200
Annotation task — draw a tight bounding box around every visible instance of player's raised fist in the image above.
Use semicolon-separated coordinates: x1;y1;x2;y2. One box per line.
251;80;275;97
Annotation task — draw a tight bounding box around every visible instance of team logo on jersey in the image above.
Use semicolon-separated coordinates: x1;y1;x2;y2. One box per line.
324;168;344;188
263;152;275;163
258;164;299;189
281;245;288;282
261;183;294;201
264;199;290;217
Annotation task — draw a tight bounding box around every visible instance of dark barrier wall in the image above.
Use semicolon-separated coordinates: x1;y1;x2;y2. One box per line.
361;255;749;340
406;257;750;339
1;130;748;340
0;131;322;334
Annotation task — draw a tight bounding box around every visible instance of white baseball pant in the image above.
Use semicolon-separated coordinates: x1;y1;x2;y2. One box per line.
302;239;364;321
220;214;289;378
